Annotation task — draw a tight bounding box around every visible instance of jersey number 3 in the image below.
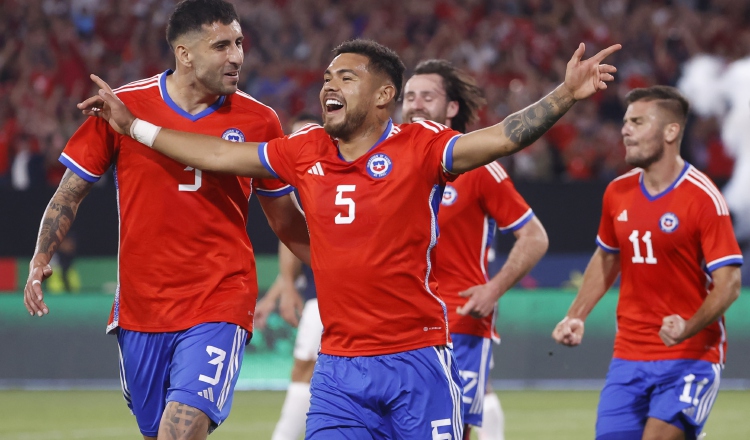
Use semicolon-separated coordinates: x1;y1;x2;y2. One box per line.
179;166;202;192
629;230;657;264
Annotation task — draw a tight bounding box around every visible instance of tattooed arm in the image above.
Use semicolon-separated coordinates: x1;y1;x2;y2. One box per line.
451;43;621;174
24;170;94;316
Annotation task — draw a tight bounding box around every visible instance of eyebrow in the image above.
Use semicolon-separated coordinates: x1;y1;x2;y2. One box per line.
210;36;242;48
324;68;360;76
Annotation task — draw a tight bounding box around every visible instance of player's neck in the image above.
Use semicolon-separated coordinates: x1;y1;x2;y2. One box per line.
337;118;390;161
642;155;685;195
166;71;221;115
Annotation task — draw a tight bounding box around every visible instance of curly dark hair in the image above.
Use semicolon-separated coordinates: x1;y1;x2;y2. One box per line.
333;39;406;102
413;59;486;133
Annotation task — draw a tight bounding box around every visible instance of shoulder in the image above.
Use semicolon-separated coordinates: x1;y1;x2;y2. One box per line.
479;161;510;183
113;74;161;103
228;90;281;122
398;120;452;136
606;168;642;193
680;165;730;217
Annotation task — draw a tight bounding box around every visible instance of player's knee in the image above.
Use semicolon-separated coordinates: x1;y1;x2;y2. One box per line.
595;431;643;440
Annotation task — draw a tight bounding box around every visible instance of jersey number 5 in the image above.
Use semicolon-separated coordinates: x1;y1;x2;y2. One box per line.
335;185;356;224
629;230;657;264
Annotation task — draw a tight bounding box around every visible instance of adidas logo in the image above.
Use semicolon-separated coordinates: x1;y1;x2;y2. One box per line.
617;210;628;222
307;162;324;176
198;388;215;402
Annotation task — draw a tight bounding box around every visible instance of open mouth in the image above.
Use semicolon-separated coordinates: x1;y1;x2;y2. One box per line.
224;71;239;79
326;99;344;113
410;116;426;122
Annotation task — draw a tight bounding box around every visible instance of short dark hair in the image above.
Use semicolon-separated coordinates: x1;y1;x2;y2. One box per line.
625;86;690;125
166;0;239;49
413;59;486;133
333;39;406;102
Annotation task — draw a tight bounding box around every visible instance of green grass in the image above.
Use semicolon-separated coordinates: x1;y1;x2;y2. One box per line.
0;390;748;439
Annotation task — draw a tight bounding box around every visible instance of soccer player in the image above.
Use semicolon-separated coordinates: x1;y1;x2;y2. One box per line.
254;113;324;440
402;59;549;440
81;38;620;439
552;86;743;440
22;1;309;439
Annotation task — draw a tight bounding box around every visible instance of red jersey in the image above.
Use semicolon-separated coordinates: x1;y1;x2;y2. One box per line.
259;120;461;356
435;162;533;340
596;163;743;363
60;70;290;334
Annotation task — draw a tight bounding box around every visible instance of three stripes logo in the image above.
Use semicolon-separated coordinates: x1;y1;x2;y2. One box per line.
307;162;325;176
617;210;628;222
198;388;215;402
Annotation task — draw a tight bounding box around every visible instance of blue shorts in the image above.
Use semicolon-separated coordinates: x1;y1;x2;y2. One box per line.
117;322;247;437
305;346;464;439
451;333;493;427
596;358;722;440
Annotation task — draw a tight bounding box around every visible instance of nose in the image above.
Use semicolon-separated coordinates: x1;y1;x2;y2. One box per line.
228;43;243;66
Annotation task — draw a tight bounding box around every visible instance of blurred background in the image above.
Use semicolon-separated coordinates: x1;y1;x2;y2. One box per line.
1;0;749;438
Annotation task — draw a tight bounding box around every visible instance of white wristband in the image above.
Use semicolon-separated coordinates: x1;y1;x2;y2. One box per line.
130;118;161;148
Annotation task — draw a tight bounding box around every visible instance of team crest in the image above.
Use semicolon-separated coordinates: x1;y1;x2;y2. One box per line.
366;153;392;178
222;128;245;143
441;185;458;206
659;212;679;233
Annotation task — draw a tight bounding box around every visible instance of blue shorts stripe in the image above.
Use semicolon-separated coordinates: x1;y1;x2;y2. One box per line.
217;326;244;411
433;346;464;439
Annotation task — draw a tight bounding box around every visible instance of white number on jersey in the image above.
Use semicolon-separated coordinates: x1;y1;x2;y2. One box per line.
179;166;202;192
459;370;478;404
679;373;709;406
629;230;657;264
335;185;356;224
430;419;453;440
198;345;226;386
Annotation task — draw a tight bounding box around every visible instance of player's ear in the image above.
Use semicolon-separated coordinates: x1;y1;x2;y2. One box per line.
376;83;396;108
664;122;681;144
446;101;459;119
174;43;192;68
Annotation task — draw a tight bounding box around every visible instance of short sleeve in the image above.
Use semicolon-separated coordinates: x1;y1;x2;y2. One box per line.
258;136;298;187
596;184;619;253
59;116;117;182
412;121;462;185
697;199;743;273
477;162;533;234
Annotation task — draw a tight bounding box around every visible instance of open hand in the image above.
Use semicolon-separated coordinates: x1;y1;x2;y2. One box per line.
77;74;136;135
456;283;499;319
23;261;53;317
563;43;621;100
552;316;585;346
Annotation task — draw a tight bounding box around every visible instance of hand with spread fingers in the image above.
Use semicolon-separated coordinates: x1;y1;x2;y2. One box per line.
77;74;136;135
563;43;621;101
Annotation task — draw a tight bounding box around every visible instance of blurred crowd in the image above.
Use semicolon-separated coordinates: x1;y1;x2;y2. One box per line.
1;0;749;189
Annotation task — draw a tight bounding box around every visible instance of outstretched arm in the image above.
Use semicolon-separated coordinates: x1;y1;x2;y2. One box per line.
452;43;621;173
659;265;741;346
552;247;620;346
78;75;276;178
24;170;94;316
456;216;548;318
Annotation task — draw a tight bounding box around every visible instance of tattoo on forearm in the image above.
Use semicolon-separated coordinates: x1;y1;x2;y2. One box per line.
502;87;576;151
161;402;210;439
36;170;92;257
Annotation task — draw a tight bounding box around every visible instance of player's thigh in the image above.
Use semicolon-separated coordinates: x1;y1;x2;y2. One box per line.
305;354;377;440
117;328;176;438
293;299;323;363
648;360;721;440
386;346;465;440
168;322;248;433
642;417;685;440
451;333;493;427
595;359;651;440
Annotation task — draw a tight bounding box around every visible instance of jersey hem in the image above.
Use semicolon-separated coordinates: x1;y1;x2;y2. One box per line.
109;318;253;338
320;336;449;357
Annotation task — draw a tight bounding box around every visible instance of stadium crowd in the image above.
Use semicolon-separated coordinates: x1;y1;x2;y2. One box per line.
1;0;748;189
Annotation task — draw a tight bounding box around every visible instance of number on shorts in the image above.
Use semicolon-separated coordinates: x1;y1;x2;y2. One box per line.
430;419;452;440
198;346;226;386
679;373;709;406
459;370;478;404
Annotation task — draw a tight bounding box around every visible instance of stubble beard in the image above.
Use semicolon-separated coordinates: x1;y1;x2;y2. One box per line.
324;105;368;141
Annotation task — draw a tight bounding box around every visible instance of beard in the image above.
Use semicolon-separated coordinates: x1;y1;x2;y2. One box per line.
196;69;238;96
625;142;665;168
324;104;368;140
403;108;446;125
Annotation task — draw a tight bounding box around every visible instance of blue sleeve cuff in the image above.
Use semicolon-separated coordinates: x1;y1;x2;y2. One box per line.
498;210;534;234
256;185;294;198
257;142;279;179
59;154;101;183
706;256;744;273
442;135;460;173
596;236;619;254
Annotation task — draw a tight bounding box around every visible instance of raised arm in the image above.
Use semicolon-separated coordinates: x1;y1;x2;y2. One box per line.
659;265;741;347
552;247;621;346
456;216;548;318
78;75;276;178
452;43;621;173
24;170;94;316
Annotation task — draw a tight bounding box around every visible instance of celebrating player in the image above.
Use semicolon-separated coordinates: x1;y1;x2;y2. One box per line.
552;86;743;440
403;59;549;440
80;38;619;438
23;1;309;439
